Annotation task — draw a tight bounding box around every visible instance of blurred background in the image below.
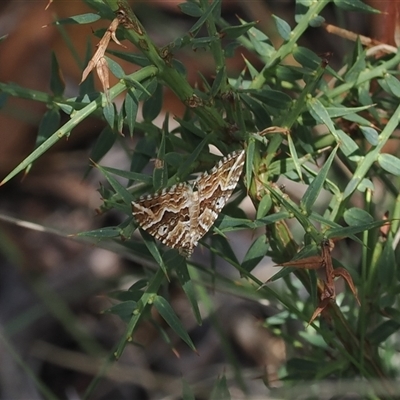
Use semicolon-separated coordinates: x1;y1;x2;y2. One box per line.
0;0;397;399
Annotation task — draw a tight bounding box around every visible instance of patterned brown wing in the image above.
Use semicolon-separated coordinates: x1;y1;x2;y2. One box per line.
132;183;194;255
194;149;245;241
131;149;245;257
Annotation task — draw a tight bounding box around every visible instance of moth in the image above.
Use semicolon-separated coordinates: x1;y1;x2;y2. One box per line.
132;150;245;257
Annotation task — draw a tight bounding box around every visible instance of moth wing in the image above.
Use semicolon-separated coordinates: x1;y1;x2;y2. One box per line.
195;150;245;239
132;183;193;253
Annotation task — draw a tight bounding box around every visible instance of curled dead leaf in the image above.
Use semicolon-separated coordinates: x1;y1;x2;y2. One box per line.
276;239;360;324
80;16;126;98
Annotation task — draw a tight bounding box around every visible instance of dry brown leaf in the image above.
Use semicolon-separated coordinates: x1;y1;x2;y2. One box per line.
80;17;126;99
277;255;323;270
333;267;361;306
277;239;359;324
308;298;330;326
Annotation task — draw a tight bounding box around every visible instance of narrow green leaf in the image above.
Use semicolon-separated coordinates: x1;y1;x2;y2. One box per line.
240;94;272;129
105;56;125;79
326;220;387;239
124;89;138;136
360;126;379;146
246;23;275;58
165;251;202;324
378;73;400;98
139;229;169;278
343;152;376;199
257;211;292;227
190;0;221;34
299;331;329;349
382;307;400;325
107;49;151;67
104;301;137;323
210;67;226;97
295;1;312;23
343;208;373;226
191;36;219;50
130;140;156;188
336;129;360;159
50;52;65;96
309;102;360;158
342;113;371;126
326;105;373;118
36;108;61;148
128;279;148;292
345;44;366;82
368;320;400;345
269;265;296;282
134;77;157;102
209;235;239;265
309;15;325;27
241;234;268;273
53;13;101;25
272;14;291;41
164;152;184;168
176;138;209;178
377;236;395;288
220;21;257;39
178;2;202;17
242;56;259;80
177;118;207;140
103;102;115;129
307;98;338;140
247;88;292;110
276;65;303;81
357;178;375;192
245;139;254;190
153;295;196;351
142;83;163;122
256;194;272;219
333;0;379;13
96;163;132;205
300;147;337;215
88;126;116;166
120;218;137;240
269;187;322;242
292;47;320;70
224;41;240;58
378;153;400;176
288;133;302;180
100;165;152;184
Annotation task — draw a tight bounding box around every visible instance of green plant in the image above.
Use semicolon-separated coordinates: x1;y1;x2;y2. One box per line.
1;0;400;398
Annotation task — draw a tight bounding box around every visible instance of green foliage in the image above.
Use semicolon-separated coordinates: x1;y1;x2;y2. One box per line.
2;0;400;398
